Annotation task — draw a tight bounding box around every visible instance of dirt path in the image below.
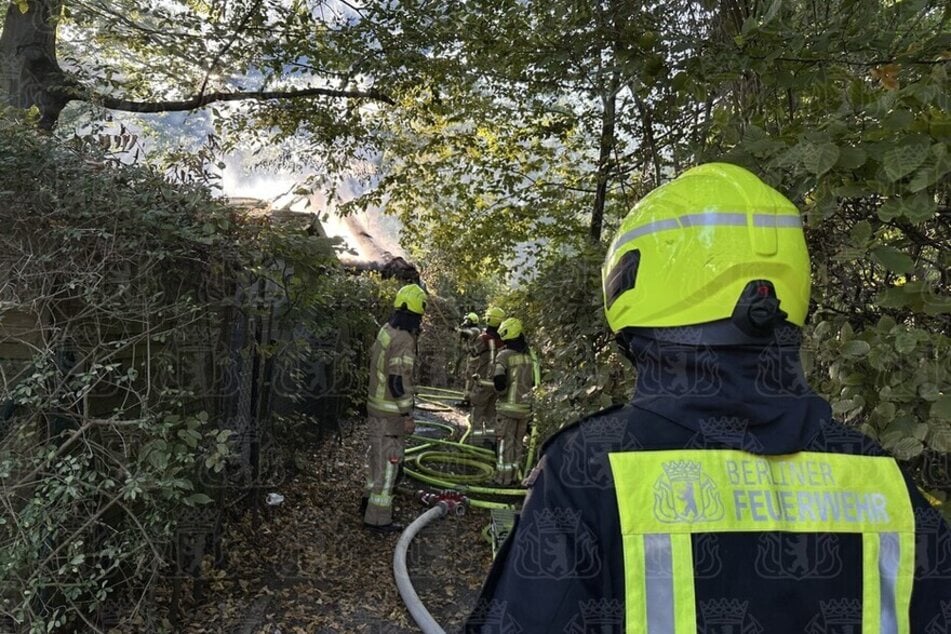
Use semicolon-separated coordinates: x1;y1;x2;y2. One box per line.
170;410;493;633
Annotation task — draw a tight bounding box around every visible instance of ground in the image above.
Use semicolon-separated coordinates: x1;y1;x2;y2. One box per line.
167;407;494;633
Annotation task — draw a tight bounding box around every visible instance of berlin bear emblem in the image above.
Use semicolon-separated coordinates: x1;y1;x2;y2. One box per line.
654;460;725;523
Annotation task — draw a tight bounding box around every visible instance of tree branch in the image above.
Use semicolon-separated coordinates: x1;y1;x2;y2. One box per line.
92;86;395;113
197;0;264;99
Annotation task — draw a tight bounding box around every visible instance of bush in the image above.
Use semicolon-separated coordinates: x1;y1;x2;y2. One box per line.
0;114;372;631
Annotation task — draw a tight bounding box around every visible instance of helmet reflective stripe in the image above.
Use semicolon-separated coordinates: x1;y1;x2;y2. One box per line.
754;214;802;228
605;212;803;265
679;211;746;226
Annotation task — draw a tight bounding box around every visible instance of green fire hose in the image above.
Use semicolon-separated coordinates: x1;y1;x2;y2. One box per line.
403;388;540;508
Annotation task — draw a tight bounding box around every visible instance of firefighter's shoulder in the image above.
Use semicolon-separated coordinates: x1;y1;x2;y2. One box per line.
540;403;629;454
389;326;416;348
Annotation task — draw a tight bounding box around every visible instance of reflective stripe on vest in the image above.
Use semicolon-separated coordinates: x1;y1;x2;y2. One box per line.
497;353;532;416
609;449;915;634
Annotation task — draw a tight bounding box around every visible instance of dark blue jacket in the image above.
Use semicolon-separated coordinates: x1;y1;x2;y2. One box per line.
465;337;951;633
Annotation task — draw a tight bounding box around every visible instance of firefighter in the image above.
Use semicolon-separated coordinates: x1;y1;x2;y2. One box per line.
362;283;427;533
455;312;482;406
492;318;539;486
465;163;951;632
468;306;505;434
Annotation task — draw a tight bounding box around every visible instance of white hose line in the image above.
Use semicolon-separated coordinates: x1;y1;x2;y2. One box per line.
393;504;448;634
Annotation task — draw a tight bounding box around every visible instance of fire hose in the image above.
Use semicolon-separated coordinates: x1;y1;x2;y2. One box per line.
404;403;538;509
393;491;468;634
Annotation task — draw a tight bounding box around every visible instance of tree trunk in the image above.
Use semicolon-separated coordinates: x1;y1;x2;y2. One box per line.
590;70;619;244
0;0;70;129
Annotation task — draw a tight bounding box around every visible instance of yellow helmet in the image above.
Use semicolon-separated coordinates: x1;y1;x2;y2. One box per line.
464;312;479;325
498;318;523;341
602;163;810;335
484;306;506;328
393;283;428;315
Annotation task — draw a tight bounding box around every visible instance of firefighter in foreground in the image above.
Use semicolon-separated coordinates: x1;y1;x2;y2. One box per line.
465;163;951;632
468;307;505;434
362;283;427;533
455;312;482;407
492;318;539;486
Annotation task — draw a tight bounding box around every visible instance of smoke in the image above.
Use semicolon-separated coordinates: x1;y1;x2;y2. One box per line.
219;154;407;265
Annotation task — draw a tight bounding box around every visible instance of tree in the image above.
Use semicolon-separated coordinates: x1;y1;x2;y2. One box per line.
329;0;680;281
366;0;949;509
0;0;393;129
695;0;950;487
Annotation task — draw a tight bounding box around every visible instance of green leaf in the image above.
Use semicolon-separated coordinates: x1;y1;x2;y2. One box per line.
883;140;929;181
184;493;213;506
923;295;951;315
888;436;924;460
908;166;939;192
762;0;782;23
883;109;914;130
872;246;915;274
849;220;872;246
803;142;840;176
893;332;917;354
873;402;897;420
832;398;856;415
879;191;937;222
928;423;951;451
918;383;941;402
841;340;871;358
836;146;867;169
903;193;937;223
877;286;909;308
931;395;951;421
16;0;28;13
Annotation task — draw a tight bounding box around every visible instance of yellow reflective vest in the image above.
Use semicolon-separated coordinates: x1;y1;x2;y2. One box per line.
366;323;416;417
609;449;916;633
493;348;539;419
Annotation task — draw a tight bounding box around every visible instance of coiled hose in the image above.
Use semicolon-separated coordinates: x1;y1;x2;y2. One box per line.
405;388;536;509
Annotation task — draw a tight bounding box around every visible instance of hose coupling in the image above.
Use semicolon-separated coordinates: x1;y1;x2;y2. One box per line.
418;489;469;516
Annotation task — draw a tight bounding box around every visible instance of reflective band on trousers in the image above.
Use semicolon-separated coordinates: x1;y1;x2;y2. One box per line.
607;211;803;262
608;449;915;634
369;461;398;510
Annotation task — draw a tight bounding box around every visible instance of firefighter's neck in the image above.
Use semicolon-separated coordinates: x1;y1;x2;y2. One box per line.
629;337;811;399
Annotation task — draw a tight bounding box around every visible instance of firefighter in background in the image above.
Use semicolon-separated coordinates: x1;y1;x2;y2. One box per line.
362;283;427;533
455;312;482;407
468;306;505;433
465;163;951;632
492;318;540;486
